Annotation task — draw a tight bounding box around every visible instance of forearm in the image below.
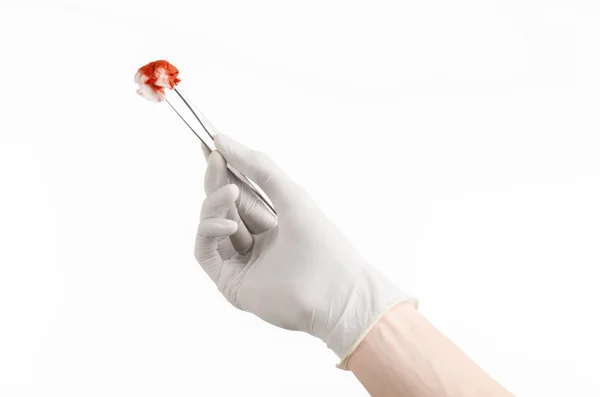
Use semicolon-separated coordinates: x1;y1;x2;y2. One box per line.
347;303;513;397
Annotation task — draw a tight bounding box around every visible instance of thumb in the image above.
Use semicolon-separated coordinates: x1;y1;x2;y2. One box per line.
214;134;296;210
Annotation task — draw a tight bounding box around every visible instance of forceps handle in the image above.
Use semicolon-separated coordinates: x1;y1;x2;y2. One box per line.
167;89;277;217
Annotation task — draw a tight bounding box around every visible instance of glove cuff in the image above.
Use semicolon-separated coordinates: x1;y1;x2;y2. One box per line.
332;296;418;370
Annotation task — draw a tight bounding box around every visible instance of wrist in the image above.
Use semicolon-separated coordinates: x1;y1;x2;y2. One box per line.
346;301;513;397
322;267;416;364
345;301;417;369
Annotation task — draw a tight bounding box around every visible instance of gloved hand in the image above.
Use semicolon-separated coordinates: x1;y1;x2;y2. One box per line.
195;134;416;367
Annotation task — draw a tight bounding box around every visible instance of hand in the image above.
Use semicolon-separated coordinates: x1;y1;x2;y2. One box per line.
195;134;414;362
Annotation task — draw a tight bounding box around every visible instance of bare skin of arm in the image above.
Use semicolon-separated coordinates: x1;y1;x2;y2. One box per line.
347;303;513;397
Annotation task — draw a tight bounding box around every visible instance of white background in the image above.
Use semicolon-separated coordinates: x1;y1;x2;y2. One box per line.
1;1;599;395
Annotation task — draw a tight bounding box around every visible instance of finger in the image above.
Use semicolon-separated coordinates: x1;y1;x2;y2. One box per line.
214;134;297;210
196;184;240;281
201;142;212;161
195;218;238;282
235;180;278;234
204;150;230;196
203;164;254;253
201;184;240;220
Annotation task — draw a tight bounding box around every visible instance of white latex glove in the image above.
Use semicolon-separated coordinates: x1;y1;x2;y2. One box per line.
195;134;415;367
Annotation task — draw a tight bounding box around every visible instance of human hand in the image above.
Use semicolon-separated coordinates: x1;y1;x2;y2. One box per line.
195;135;415;364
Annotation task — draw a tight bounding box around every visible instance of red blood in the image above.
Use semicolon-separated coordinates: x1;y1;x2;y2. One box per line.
137;60;181;93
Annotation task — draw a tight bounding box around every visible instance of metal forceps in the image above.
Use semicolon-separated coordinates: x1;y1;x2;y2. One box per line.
165;88;277;217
